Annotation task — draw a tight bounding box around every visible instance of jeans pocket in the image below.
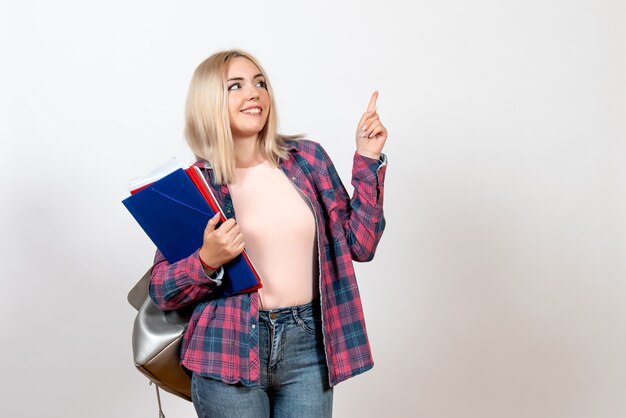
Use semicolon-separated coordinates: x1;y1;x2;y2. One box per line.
295;315;322;336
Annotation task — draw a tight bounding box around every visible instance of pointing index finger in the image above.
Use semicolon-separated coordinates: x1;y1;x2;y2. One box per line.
367;90;379;112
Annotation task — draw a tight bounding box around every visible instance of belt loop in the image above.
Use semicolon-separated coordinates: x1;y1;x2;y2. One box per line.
291;306;299;323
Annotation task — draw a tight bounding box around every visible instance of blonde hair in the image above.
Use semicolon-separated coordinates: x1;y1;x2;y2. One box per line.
184;49;298;184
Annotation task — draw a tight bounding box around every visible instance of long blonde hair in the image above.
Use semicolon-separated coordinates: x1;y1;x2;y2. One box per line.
184;49;297;184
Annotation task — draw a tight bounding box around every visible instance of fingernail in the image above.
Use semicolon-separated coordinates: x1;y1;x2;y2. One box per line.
362;125;367;132
361;133;366;138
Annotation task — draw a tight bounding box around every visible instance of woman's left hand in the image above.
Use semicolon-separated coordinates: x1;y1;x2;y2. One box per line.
355;90;388;160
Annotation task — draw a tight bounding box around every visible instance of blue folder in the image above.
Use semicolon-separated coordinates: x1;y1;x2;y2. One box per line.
122;168;260;296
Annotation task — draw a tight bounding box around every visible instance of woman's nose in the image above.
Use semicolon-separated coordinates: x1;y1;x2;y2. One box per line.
247;86;260;100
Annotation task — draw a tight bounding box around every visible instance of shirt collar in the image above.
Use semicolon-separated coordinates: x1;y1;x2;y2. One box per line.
284;140;299;153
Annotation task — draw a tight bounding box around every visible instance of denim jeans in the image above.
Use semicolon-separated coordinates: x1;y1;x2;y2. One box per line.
191;300;333;418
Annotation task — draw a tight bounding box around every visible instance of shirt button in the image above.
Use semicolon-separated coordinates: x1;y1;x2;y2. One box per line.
291;177;296;181
251;324;256;329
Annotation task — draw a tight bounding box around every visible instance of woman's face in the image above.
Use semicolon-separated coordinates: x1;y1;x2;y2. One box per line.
226;57;270;141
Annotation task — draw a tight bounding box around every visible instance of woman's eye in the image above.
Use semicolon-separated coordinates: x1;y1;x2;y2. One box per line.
256;80;267;89
228;83;241;91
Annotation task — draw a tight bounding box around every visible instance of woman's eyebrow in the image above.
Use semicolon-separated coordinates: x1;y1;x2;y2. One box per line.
227;73;264;82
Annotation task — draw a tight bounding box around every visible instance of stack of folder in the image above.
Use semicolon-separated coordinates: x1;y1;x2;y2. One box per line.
123;159;262;296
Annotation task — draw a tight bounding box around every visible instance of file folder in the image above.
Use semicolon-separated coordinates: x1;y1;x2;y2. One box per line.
123;167;261;296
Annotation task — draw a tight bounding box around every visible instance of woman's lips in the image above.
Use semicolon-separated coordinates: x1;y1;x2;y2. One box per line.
241;107;262;115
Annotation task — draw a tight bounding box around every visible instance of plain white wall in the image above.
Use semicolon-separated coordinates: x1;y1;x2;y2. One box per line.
1;0;625;417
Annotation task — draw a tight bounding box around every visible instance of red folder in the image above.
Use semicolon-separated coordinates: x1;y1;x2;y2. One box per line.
184;166;262;293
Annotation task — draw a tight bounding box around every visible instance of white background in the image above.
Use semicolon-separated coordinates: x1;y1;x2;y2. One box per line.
1;1;625;417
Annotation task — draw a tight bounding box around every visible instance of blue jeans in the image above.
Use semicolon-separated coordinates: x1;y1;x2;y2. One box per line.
191;300;333;418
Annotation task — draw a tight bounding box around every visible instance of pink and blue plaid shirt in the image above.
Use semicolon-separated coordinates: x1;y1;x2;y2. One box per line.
149;139;387;386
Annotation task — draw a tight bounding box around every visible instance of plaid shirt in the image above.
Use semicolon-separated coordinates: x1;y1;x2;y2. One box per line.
149;139;386;386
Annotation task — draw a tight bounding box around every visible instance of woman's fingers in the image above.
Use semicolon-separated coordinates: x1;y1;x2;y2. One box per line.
364;119;381;138
362;115;387;138
369;123;387;140
232;233;245;249
206;218;242;245
360;113;380;135
217;218;237;232
358;111;375;131
200;217;245;266
204;212;221;234
221;223;245;254
234;240;246;253
366;90;379;112
358;92;380;135
355;90;387;157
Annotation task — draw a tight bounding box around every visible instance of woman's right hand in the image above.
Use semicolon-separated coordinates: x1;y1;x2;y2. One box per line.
198;213;246;269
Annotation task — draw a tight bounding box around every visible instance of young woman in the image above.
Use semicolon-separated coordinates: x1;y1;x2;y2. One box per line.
149;49;388;418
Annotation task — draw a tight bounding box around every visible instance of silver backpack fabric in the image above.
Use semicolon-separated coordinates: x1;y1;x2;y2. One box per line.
128;269;193;403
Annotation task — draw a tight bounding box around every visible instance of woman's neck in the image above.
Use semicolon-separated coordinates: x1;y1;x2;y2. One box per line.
233;135;265;168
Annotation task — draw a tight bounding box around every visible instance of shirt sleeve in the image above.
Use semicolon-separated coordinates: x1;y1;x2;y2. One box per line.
319;144;387;262
149;249;223;311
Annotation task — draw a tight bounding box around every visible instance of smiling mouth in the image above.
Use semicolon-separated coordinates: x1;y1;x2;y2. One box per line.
241;108;262;115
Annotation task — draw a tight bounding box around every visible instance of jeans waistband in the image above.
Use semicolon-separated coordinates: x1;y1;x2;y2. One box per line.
259;299;321;324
